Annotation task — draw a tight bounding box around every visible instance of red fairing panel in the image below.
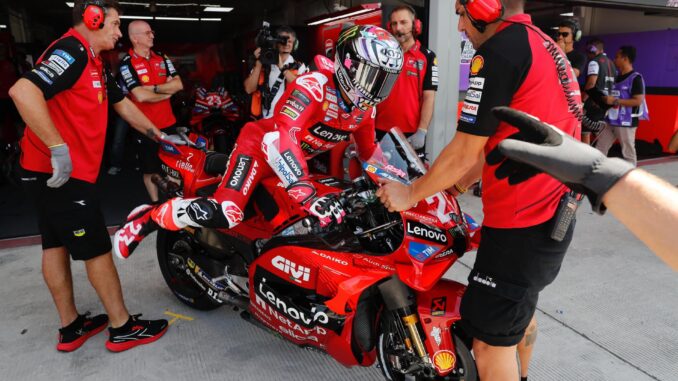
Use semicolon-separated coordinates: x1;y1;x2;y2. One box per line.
415;279;466;376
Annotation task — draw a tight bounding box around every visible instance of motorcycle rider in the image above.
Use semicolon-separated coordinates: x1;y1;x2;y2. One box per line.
114;25;403;259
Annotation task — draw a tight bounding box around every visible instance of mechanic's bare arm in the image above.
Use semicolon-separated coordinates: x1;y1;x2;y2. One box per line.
152;75;183;95
582;75;597;102
8;79;63;147
113;97;164;140
130;86;173;103
418;90;436;131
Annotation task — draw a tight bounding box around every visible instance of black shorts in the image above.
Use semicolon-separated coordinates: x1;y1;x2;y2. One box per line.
135;124;177;174
20;168;112;261
459;214;575;346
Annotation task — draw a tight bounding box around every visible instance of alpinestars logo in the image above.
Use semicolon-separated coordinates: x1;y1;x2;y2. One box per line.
406;221;448;244
272;256;310;283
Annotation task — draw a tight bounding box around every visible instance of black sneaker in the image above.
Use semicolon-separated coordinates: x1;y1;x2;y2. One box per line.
106;314;168;352
57;312;109;352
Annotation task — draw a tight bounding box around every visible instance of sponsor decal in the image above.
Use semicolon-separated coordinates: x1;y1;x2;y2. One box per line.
255;278;329;328
42;60;64;75
160;164;181;180
285;99;305;113
242;161;258;196
417;59;425;70
408;241;442;261
97;91;103;104
325;109;338;119
137;68;148;74
433;57;438;66
160;142;181;155
325;92;337;103
459;113;476;124
402;211;439;225
462;101;479;116
310;124;350;143
407;221;448;244
49;55;71;70
92;80;102;89
121;67;131;80
53;49;75;64
291;90;311;106
434;248;455;260
272;256;311;284
226;154;253;191
221;201;244;226
273;156;299;185
468;76;485;90
38;67;55;78
470;55;484;75
407;70;418;77
322;101;329;111
472;273;497;288
310;250;349;266
433;350;456;374
431;326;442;346
175;159;194;173
281;150;304;178
141;75;150;83
288;127;301;144
431;297;447;316
329;103;338;111
296;73;327;102
281;106;300;121
465;89;482;103
73;229;86;237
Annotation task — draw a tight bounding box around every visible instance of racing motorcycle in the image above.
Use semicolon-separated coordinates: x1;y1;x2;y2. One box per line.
153;128;479;380
190;86;243;154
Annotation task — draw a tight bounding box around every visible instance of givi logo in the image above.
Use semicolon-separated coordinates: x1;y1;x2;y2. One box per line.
272;256;311;283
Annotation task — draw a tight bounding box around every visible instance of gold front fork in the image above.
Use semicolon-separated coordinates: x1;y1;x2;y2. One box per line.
402;313;431;365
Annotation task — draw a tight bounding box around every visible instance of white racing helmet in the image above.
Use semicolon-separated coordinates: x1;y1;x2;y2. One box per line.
334;25;404;110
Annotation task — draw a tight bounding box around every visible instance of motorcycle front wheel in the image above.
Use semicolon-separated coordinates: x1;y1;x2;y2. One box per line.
156;229;222;311
377;318;477;381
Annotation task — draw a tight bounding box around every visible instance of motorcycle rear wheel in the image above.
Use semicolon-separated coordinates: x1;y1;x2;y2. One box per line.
377;321;477;381
157;229;222;311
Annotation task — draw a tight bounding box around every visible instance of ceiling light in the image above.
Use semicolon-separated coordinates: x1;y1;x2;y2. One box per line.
560;12;575;17
65;2;74;7
204;7;233;12
200;18;222;21
120;15;154;20
155;17;200;21
0;25;7;29
307;8;373;26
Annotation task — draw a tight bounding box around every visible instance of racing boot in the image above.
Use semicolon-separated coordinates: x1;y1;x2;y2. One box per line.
113;204;159;260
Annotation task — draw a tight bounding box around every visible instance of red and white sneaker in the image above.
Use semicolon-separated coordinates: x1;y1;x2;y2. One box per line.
113;204;158;260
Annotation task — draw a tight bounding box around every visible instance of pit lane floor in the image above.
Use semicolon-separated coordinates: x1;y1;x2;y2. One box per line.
1;160;677;381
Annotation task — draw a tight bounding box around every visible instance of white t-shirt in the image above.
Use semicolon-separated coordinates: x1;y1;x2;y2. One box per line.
262;55;308;119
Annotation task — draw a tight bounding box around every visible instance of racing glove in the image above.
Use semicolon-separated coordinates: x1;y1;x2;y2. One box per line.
160;133;187;145
287;180;345;227
407;128;427;150
489;106;634;214
47;143;72;188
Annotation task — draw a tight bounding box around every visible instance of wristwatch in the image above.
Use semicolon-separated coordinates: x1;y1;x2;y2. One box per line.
612;98;620;107
153;85;159;94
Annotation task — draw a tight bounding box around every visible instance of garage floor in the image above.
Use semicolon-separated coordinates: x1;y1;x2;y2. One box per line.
1;160;677;381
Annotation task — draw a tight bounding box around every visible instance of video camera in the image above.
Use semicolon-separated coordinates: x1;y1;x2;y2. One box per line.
255;21;288;66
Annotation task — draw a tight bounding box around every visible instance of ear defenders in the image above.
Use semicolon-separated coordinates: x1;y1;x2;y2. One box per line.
561;19;582;42
82;0;106;30
388;5;422;37
460;0;504;33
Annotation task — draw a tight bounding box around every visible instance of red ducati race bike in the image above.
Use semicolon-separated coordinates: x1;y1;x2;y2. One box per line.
153;129;480;380
189;86;243;154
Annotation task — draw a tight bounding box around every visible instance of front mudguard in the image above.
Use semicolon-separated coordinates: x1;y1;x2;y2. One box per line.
415;279;467;376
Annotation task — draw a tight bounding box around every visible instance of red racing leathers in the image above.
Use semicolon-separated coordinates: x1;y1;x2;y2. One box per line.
152;55;378;230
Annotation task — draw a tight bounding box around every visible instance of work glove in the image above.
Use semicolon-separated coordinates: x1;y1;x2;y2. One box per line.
489;106;634;214
160;133;187;145
47;144;72;188
287;180;345;227
407;128;427;150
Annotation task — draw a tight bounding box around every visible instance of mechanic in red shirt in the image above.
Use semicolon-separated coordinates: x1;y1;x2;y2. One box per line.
119;19;183;203
114;25;403;259
377;1;582;380
9;0;171;353
376;5;438;150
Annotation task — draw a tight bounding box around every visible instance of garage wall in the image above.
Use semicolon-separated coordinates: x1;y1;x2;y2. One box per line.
586;7;678;34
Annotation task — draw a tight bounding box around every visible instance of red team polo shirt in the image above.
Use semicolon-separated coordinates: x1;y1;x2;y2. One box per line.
119;49;177;129
376;40;438;134
20;28;124;184
457;14;582;229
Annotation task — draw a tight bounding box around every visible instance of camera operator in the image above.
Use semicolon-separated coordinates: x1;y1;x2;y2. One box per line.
244;25;307;119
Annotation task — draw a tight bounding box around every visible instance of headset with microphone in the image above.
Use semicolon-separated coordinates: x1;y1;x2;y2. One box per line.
460;0;504;33
82;0;107;30
560;18;582;42
388;5;423;38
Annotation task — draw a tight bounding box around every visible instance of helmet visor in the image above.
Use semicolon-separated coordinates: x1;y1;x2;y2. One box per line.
354;61;399;103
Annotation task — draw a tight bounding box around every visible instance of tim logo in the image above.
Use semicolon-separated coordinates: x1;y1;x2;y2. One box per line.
272;255;311;284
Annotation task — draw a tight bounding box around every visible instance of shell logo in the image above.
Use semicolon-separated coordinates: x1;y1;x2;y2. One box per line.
141;75;150;83
470;55;484;75
433;350;456;374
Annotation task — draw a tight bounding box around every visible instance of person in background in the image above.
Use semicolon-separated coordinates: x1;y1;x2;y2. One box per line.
9;0;169;352
119;20;183;203
556;19;586;77
596;45;647;166
582;37;616;145
244;26;307;119
376;5;438;151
